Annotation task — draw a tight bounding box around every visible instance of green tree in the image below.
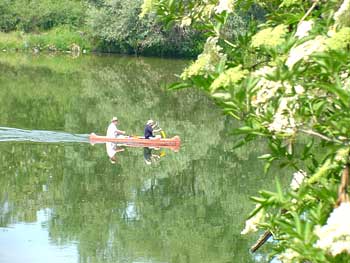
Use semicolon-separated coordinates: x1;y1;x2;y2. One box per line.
142;0;350;262
87;0;204;56
0;0;86;32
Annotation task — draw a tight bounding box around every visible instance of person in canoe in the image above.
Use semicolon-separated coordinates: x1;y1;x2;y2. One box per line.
106;116;126;164
144;119;162;139
107;116;126;138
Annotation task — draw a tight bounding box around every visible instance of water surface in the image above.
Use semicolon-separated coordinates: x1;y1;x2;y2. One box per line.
0;53;280;263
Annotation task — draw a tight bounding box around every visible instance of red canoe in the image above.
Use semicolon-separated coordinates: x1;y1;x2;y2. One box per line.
89;133;181;152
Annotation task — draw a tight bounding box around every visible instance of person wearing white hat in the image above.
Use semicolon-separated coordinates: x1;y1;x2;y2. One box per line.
105;116;126;164
144;119;162;139
106;117;126;138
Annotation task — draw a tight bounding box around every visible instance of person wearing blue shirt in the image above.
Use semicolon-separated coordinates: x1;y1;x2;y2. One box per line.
144;119;162;139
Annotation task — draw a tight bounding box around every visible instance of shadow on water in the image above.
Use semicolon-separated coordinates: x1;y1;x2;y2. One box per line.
0;127;89;143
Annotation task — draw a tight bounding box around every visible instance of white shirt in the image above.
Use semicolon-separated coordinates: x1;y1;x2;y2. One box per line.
106;122;118;137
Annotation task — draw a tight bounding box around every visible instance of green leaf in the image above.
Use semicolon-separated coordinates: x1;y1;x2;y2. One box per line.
304;220;312;243
319;83;350;106
275;178;283;201
168;81;191;90
258;154;272;159
292;212;302;237
264;161;272;174
232;126;252;134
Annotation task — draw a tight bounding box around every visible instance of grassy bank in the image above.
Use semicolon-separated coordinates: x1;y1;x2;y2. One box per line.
0;27;91;53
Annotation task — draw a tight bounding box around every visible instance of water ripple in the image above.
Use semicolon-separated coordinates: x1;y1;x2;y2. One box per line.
0;127;89;143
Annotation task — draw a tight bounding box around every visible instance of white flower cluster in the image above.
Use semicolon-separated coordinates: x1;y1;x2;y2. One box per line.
140;0;153;17
277;248;300;263
344;78;350;91
334;0;350;27
215;0;235;14
254;66;276;77
251;66;281;112
251;67;304;135
251;25;287;49
210;65;247;91
241;207;264;235
315;202;350;256
268;95;300;135
284;83;305;95
340;71;350;90
290;170;307;191
250;66;306;134
252;79;282;108
181;37;226;79
295;20;314;39
180;16;192;27
334;148;350;164
286;36;326;69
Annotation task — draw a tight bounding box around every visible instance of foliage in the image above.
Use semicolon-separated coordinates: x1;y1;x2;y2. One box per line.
86;0;204;56
142;0;350;262
0;0;86;32
27;26;91;51
0;27;91;52
0;0;206;57
0;31;25;50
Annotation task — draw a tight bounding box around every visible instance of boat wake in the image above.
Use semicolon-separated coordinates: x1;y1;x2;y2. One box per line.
0;127;89;143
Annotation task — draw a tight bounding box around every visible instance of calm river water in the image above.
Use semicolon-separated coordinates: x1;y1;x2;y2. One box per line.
0;53;277;263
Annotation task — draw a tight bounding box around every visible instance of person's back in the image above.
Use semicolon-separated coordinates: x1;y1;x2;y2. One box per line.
144;123;153;139
107;122;117;137
107;116;126;138
144;119;162;139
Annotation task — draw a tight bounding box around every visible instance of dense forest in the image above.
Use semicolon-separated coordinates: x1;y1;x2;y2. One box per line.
0;0;210;57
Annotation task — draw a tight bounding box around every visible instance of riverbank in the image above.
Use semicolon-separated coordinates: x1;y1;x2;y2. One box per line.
0;28;91;55
0;28;201;58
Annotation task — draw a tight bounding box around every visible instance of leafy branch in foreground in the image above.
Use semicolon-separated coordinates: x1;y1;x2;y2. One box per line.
142;0;350;262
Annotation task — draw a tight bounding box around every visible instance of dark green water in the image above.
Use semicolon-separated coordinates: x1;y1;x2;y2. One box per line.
0;53;275;263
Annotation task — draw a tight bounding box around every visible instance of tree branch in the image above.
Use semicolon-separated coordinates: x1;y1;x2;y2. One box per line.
299;0;319;25
299;129;342;144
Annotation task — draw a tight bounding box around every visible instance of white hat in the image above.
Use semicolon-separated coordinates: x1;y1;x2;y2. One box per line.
111;117;118;122
147;119;154;125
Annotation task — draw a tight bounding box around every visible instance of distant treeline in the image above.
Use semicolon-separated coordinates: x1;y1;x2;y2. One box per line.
0;0;207;57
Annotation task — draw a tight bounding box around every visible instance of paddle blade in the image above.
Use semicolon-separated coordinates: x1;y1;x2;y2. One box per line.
160;130;166;138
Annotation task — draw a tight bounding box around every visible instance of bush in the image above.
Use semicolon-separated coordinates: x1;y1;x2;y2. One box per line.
0;27;91;52
0;0;86;33
0;32;25;50
27;26;91;51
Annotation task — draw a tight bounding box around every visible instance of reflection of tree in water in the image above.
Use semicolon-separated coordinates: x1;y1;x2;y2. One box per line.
0;140;278;263
0;54;282;262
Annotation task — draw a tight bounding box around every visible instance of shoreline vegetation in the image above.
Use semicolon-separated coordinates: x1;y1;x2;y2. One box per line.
0;0;251;58
0;0;204;58
0;28;90;56
0;26;203;58
0;29;201;58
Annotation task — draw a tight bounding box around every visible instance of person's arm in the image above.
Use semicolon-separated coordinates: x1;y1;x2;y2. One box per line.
116;129;126;135
153;128;162;133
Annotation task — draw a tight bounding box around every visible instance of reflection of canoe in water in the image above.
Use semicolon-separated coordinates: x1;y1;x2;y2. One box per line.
89;133;181;152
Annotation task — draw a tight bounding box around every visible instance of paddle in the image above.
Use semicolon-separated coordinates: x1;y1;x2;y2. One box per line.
153;121;166;157
153;121;166;138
